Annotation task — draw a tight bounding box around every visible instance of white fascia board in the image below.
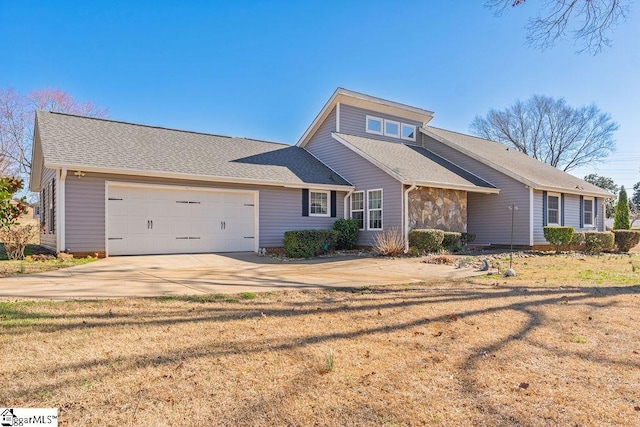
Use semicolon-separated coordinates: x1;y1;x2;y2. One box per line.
44;163;355;192
533;185;613;199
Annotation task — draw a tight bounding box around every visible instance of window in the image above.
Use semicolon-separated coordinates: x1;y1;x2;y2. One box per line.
366;116;383;135
401;123;416;141
367;189;383;230
547;193;560;225
49;180;55;233
309;191;329;216
583;197;594;226
384;120;400;138
351;191;364;230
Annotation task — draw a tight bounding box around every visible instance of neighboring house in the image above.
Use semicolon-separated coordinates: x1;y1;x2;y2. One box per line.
29;88;611;256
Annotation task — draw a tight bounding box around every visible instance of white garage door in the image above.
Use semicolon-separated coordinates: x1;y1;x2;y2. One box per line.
107;184;256;256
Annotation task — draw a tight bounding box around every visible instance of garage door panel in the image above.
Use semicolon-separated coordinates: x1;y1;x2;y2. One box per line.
107;185;256;256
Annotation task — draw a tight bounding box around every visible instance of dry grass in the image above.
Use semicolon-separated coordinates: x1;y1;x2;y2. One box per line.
2;277;640;425
0;244;96;277
469;252;640;287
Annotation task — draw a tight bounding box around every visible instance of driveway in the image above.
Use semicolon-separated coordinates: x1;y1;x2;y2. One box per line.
0;253;482;300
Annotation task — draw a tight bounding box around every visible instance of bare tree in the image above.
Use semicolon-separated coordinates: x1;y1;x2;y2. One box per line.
0;87;107;179
470;95;618;172
486;0;631;54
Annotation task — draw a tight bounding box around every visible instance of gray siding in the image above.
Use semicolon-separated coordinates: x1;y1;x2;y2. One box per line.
534;191;605;245
64;172;345;253
306;107;403;246
39;167;57;251
422;135;531;246
339;104;423;145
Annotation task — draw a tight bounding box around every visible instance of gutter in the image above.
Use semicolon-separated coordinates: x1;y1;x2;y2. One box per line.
343;188;355;222
404;183;417;253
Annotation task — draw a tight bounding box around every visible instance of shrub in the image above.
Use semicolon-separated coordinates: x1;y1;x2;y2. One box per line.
332;219;359;250
614;186;631;230
570;232;585;250
283;229;339;258
0;225;37;260
0;177;29;229
543;226;575;253
461;232;476;246
584;231;615;254
442;231;463;252
372;227;405;256
409;229;445;253
613;230;640;253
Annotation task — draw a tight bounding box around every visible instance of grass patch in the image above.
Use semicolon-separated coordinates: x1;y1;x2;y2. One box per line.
471;253;640;286
238;292;257;300
0;244;97;277
2;283;640;425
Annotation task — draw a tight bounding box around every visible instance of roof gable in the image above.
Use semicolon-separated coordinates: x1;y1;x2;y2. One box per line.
297;88;434;148
34;111;352;189
422;127;613;198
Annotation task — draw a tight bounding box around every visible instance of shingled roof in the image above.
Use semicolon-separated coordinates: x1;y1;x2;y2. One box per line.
332;133;499;193
32;111;352;191
423;127;613;198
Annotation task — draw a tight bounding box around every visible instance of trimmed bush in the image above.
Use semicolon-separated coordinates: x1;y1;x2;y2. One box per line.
461;232;476;246
570;232;585;250
409;229;445;253
584;231;615;254
442;231;463;252
332;219;359;250
543;226;575;253
613;230;640;253
283;229;339;258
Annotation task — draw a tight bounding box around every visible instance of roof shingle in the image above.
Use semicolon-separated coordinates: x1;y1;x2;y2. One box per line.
36;111;351;187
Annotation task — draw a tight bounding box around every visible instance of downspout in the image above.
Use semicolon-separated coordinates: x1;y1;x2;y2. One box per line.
404;183;417;253
343;188;355;220
56;167;67;253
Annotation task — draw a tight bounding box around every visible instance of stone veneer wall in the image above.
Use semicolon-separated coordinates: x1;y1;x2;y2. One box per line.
408;187;467;232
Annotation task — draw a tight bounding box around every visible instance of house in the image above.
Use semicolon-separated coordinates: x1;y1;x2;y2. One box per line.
29;88;611;256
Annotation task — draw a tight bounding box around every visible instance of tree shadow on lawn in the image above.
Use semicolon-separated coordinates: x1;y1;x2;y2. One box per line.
3;283;640;424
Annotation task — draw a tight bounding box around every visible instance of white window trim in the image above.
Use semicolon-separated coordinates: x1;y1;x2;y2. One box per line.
547;192;561;225
367;189;383;231
365;115;383;135
351;191;365;231
400;123;417;141
309;190;330;217
384;120;400;138
583;196;594;226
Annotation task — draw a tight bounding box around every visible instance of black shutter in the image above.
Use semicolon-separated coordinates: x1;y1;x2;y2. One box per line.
579;195;584;228
560;193;565;226
594;198;598;229
330;191;337;217
302;189;309;217
542;191;548;226
51;179;56;233
41;189;46;229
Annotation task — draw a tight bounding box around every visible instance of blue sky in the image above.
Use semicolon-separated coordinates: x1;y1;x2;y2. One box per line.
2;1;638;191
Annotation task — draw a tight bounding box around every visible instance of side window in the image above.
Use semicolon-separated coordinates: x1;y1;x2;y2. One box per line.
351;191;364;230
367;189;383;230
547;193;560;225
309;191;329;217
583;198;594;226
366;116;383;135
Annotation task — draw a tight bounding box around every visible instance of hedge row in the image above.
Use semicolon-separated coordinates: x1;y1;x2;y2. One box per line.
544;226;640;253
408;229;475;254
283;230;339;258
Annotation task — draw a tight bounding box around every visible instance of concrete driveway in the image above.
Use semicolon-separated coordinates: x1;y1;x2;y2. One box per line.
0;253;482;300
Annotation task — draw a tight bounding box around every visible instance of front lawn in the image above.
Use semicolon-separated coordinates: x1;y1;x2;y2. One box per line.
0;244;97;277
2;276;640;425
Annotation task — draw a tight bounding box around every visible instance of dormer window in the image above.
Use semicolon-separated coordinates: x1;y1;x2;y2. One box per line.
366;116;383;135
384;120;400;138
401;123;416;141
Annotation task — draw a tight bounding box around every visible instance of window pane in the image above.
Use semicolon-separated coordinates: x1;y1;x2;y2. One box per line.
310;192;327;215
548;196;559;210
351;192;364;210
401;124;415;140
548;210;558;224
584;199;593;224
368;190;382;209
352;211;364;230
367;117;382;134
369;210;382;229
385;121;399;137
